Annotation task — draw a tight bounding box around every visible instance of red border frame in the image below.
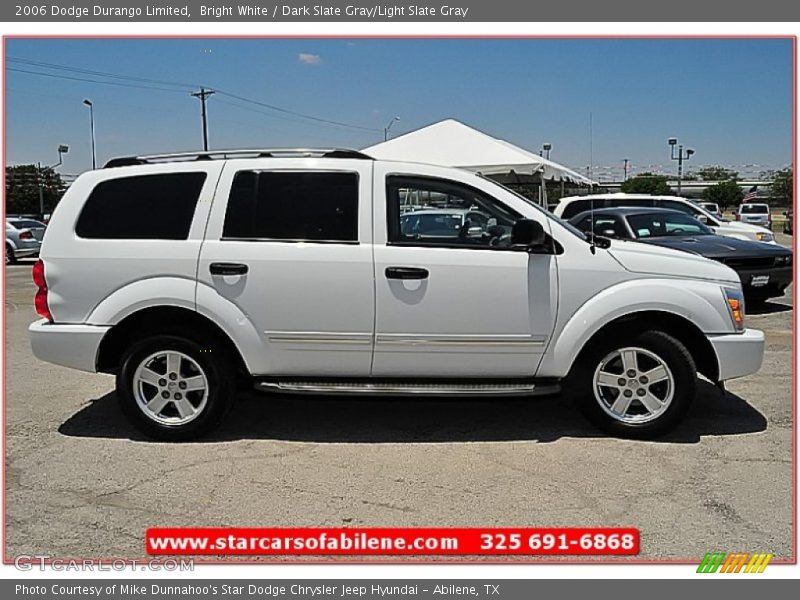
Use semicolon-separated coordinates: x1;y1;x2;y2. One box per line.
1;33;796;567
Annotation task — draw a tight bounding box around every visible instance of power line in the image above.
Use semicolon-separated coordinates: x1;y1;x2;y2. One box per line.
7;67;189;94
7;56;382;134
6;56;200;90
215;91;380;133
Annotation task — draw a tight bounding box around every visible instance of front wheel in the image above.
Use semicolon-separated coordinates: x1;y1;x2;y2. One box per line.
568;331;696;439
116;335;235;441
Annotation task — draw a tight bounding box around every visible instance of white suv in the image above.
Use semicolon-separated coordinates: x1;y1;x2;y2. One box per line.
554;193;776;244
29;149;764;441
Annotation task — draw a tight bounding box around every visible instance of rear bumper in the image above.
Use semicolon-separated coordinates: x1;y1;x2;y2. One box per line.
12;245;39;258
708;328;765;382
28;319;109;372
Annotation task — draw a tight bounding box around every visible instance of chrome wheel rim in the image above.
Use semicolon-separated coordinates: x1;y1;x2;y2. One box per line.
133;350;209;426
592;346;674;425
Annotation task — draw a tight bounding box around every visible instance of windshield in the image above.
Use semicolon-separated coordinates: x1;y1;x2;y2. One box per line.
627;212;713;238
482;176;588;241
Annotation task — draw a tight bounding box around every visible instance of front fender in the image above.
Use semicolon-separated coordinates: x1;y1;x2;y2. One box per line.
537;278;734;378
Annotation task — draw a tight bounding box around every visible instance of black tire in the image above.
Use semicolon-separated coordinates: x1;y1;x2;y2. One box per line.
116;334;235;441
6;244;15;265
567;330;696;439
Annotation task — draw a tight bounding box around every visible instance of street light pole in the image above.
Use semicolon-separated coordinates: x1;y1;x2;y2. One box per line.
623;158;629;181
83;99;96;169
542;143;552;160
668;137;695;195
384;115;400;141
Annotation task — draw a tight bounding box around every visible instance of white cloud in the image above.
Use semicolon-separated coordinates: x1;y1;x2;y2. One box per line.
298;53;321;65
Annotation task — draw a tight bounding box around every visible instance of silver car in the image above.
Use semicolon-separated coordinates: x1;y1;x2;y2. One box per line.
5;221;41;264
7;218;46;242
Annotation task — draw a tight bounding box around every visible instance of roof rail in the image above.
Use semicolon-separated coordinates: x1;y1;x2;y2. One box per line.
103;148;373;168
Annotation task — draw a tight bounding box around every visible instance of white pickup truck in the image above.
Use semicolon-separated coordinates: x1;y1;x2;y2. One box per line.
29;149;764;441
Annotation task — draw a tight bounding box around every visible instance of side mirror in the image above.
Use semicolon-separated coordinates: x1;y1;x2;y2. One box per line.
511;219;546;247
467;225;484;238
697;215;709;224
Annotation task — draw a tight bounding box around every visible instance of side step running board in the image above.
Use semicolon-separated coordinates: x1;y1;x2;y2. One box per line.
255;380;560;397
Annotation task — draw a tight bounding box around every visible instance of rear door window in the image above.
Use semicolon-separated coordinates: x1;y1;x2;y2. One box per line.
76;173;206;239
222;171;359;242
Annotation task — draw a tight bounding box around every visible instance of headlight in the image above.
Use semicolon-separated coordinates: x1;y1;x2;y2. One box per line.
756;232;774;242
723;288;745;331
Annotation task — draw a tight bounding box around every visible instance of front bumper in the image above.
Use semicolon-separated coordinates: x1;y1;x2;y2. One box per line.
708;328;765;381
736;265;793;298
28;319;110;372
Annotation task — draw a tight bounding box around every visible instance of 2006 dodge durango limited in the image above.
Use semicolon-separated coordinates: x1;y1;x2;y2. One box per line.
28;148;765;441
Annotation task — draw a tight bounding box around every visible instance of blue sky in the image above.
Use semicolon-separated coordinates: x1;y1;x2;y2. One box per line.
4;38;793;180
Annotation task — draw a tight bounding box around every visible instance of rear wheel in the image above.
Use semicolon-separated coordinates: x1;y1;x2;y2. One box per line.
116;335;235;441
5;244;15;265
569;330;696;438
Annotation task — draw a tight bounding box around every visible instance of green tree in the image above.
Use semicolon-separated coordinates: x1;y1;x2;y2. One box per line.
620;173;672;195
694;165;739;181
702;180;743;209
5;164;66;216
767;167;792;207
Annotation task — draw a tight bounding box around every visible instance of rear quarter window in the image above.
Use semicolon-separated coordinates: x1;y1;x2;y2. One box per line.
75;172;207;240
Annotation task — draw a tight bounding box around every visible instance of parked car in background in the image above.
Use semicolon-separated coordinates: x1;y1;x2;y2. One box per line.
399;208;500;241
737;203;772;229
783;209;793;235
570;207;792;305
5;221;41;264
554;194;776;244
697;201;723;219
7;218;47;242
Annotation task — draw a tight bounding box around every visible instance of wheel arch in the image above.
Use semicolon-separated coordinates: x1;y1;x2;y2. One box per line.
569;310;719;383
96;305;250;376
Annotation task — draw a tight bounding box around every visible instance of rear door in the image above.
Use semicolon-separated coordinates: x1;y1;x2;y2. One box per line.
198;158;375;376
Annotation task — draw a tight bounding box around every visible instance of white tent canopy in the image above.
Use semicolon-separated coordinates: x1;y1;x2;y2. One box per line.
363;119;594;186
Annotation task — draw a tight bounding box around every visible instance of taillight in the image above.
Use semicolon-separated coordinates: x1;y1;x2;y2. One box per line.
735;214;741;221
32;259;53;322
19;230;33;240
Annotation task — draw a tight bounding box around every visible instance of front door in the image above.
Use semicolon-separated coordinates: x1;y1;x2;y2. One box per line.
371;166;555;378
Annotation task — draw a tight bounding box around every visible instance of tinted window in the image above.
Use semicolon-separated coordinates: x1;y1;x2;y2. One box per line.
560;199;595;219
608;198;655;209
741;205;769;214
387;176;520;249
223;171;358;242
76;173;206;239
657;199;700;217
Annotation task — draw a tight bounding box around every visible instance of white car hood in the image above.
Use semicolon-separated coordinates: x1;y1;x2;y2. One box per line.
720;221;771;234
607;239;740;284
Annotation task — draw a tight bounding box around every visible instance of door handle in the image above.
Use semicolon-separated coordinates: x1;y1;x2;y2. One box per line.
385;266;429;280
210;262;249;276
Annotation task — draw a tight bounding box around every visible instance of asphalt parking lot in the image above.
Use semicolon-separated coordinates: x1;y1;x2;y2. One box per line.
3;237;794;562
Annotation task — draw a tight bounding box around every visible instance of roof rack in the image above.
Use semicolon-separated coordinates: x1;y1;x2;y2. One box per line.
103;148;373;168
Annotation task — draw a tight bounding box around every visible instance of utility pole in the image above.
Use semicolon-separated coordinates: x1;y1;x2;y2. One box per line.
191;88;215;151
37;162;45;217
623;158;629;181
